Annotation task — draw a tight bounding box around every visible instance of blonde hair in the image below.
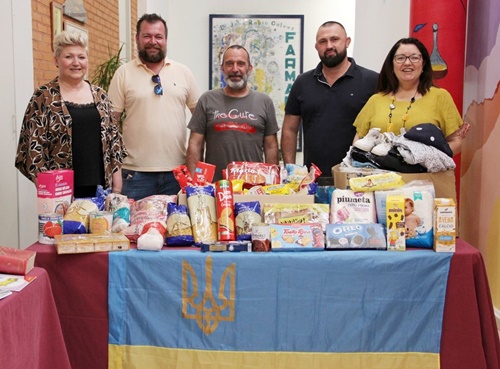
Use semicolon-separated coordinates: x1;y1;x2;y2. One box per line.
53;30;88;57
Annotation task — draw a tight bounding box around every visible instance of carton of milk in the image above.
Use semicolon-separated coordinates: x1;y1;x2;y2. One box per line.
433;198;456;252
37;169;74;215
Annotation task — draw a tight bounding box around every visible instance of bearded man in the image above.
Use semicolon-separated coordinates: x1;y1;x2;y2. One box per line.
108;13;200;200
186;45;279;181
280;21;378;182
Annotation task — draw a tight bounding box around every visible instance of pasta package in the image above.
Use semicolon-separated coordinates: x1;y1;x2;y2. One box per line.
166;203;194;246
234;201;261;241
105;193;131;232
186;185;217;245
63;199;99;234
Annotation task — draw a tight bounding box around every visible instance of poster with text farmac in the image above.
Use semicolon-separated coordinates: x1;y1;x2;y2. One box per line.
210;15;304;126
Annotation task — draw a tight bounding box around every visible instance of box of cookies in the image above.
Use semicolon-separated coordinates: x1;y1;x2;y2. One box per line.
325;223;386;250
270;224;324;251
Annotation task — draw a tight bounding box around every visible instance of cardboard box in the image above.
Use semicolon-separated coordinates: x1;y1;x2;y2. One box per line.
37;169;74;215
54;233;130;254
332;164;456;202
386;195;406;251
178;193;314;209
433;198;456;252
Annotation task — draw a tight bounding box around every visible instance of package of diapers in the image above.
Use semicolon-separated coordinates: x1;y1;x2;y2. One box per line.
374;181;435;248
330;189;376;224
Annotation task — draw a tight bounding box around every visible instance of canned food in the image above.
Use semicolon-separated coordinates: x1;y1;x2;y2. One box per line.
39;213;63;244
89;211;113;234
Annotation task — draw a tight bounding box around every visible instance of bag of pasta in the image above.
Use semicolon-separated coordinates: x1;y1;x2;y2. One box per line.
166;203;194;246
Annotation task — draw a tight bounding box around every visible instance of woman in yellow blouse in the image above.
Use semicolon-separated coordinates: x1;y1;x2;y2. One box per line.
352;38;467;156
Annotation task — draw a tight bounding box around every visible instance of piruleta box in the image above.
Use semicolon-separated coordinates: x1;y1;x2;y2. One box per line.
37;169;74;215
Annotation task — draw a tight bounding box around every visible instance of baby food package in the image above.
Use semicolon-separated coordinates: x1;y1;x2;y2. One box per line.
375;181;435;248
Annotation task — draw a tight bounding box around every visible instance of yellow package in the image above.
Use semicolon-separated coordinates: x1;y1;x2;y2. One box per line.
386;195;406;251
349;172;404;192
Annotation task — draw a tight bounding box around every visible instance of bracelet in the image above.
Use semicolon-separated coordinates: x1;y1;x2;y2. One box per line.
112;190;122;194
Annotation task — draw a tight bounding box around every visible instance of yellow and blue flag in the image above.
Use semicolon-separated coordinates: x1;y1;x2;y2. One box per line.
109;249;451;369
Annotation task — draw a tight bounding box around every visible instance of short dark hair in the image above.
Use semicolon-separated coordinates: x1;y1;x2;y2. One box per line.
319;21;346;32
221;45;251;65
136;13;168;37
377;37;433;95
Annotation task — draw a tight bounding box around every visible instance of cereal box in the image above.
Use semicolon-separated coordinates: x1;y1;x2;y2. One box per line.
433;198;456;252
37;169;74;215
386;195;406;251
270;224;324;251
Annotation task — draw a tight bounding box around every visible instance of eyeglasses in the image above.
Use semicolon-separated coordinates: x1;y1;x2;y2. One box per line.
152;74;163;95
394;54;422;64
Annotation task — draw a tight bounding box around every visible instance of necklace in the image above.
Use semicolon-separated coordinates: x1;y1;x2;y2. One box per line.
388;90;418;133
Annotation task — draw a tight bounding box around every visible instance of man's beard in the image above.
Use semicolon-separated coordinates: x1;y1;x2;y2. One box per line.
320;48;347;68
224;73;249;90
139;47;166;63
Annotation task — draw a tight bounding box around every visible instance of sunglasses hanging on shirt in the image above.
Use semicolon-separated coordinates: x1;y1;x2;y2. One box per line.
152;74;163;95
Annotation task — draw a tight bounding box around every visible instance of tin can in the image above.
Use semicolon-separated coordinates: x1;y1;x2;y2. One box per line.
38;213;63;244
251;223;271;252
215;180;235;241
89;211;113;234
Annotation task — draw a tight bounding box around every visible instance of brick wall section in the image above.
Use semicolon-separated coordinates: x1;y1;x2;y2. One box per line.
31;0;137;90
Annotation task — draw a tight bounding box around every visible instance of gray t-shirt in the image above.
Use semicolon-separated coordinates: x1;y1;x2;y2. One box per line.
188;89;279;181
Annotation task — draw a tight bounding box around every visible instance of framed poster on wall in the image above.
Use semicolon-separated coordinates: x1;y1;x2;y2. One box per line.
209;14;304;151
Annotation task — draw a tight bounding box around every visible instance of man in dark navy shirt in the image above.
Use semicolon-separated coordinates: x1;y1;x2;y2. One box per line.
281;21;378;181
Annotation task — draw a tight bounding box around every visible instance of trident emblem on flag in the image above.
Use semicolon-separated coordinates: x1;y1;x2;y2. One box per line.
182;256;236;335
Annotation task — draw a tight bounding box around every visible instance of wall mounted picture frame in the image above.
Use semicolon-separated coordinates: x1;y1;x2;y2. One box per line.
209;14;304;151
64;20;87;37
51;2;63;50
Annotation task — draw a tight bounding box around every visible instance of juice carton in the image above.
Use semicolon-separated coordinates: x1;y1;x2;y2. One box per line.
37;169;74;215
433;198;456;252
386;195;406;251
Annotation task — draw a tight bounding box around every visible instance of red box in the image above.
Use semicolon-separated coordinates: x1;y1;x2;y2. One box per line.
37;169;74;215
193;161;216;184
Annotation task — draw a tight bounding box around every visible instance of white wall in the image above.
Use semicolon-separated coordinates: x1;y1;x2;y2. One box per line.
0;0;37;249
2;0;409;249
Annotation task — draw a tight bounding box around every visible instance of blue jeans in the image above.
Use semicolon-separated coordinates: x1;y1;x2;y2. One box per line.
121;170;180;201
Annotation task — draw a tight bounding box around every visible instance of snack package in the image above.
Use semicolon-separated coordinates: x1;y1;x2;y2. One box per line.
186;185;218;245
270;224;324;251
330;189;376;224
166;203;194;246
123;195;176;242
263;203;330;231
325;223;386;250
226;162;280;186
63;199;99;234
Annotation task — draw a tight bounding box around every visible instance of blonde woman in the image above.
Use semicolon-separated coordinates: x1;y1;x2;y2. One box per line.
16;31;127;197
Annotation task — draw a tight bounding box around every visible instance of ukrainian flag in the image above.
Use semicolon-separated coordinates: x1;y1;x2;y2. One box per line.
109;249;451;369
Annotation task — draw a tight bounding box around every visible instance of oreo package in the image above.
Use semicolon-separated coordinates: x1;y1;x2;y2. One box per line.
325;223;386;250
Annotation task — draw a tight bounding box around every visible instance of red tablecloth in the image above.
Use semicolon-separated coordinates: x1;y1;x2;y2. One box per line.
0;267;71;369
29;239;500;369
